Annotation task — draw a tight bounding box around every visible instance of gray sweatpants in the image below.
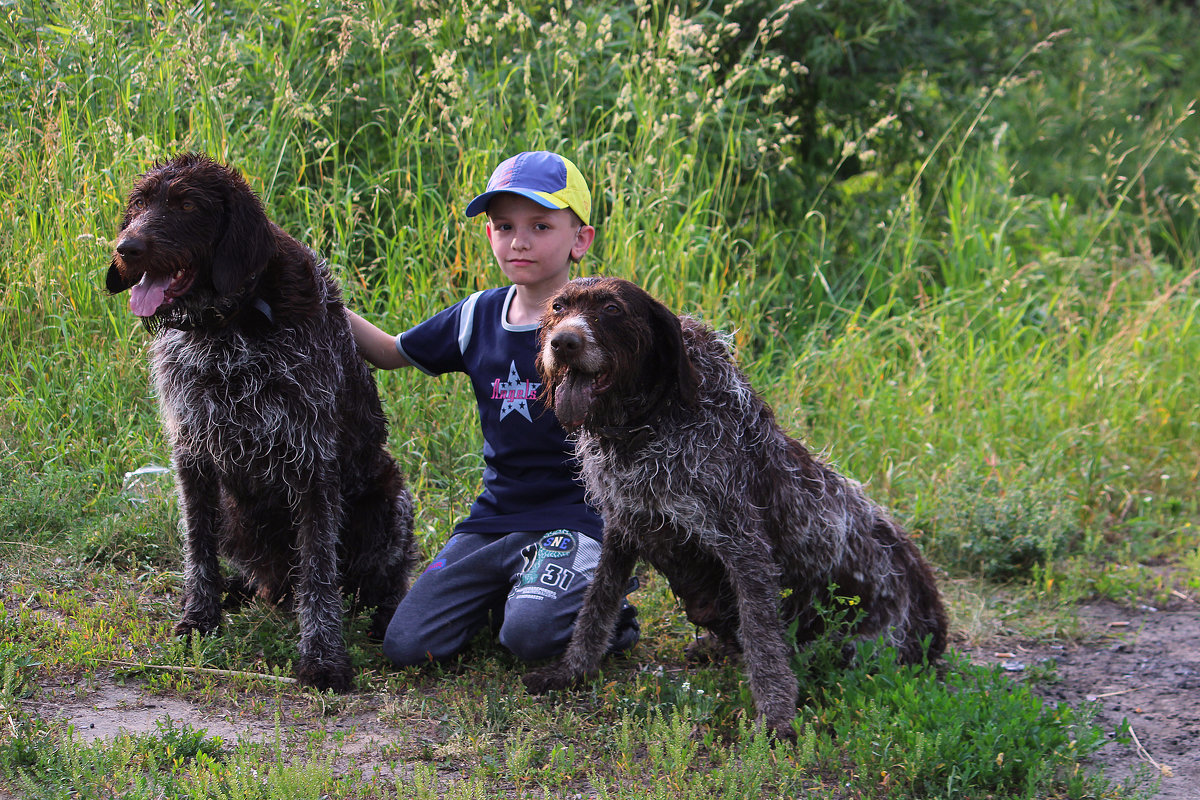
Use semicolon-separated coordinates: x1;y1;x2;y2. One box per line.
382;529;638;666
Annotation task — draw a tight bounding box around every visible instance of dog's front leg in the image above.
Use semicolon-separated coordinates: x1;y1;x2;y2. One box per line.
523;534;638;693
174;453;224;636
718;535;799;741
293;472;353;693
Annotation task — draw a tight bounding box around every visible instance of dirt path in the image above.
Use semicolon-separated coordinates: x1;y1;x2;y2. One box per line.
961;601;1200;800
20;601;1200;798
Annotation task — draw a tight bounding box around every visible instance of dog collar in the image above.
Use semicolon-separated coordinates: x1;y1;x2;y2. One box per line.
593;423;657;448
252;297;274;324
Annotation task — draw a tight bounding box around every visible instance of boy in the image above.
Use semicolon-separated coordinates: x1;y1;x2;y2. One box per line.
349;151;639;666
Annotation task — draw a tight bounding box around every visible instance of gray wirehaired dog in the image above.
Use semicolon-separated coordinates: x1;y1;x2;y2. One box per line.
523;276;947;739
106;153;417;692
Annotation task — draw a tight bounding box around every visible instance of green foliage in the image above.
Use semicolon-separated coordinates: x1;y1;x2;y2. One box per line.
788;587;868;685
608;667;728;724
0;715;52;778
804;647;1113;799
0;716;224;798
142;717;227;765
0;715;353;800
76;496;180;571
0;459;178;571
785;598;1114;799
0;462;106;547
924;469;1080;580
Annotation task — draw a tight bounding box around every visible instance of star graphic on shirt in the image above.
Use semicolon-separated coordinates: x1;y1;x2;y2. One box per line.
494;361;541;422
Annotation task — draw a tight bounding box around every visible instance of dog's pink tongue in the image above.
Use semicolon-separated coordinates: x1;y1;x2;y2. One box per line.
129;273;170;317
553;372;596;429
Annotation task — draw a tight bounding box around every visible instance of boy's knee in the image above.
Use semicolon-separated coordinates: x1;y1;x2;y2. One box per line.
383;627;457;667
498;611;570;662
382;635;428;667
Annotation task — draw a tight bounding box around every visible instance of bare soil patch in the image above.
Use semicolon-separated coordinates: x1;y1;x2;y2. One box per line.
960;600;1200;800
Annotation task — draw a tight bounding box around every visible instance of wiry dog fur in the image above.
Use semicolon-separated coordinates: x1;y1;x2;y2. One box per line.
522;277;947;738
107;153;417;692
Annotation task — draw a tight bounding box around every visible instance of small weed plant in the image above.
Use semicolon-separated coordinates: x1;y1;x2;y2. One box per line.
802;645;1113;799
781;594;1118;799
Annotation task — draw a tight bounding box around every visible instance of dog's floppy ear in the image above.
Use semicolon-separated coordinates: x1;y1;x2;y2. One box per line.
106;261;130;294
106;202;138;294
647;295;700;407
534;328;555;410
211;175;275;296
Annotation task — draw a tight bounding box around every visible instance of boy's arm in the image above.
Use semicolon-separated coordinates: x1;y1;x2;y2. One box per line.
347;309;411;370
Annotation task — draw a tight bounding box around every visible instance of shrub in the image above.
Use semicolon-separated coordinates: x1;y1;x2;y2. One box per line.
924;469;1080;580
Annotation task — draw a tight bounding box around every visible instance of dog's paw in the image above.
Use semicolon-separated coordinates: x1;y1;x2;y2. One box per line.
521;664;581;695
220;574;259;610
365;605;397;643
684;632;742;665
174;620;208;638
174;613;219;638
296;654;354;694
762;715;799;744
176;592;221;637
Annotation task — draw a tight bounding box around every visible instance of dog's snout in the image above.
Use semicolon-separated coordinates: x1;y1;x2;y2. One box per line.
549;327;583;357
115;235;147;261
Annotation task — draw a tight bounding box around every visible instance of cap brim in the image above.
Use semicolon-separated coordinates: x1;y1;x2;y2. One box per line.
465;189;569;218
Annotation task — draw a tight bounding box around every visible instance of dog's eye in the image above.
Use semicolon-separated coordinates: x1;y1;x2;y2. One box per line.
131;197;146;210
181;199;197;212
603;303;622;316
551;302;564;314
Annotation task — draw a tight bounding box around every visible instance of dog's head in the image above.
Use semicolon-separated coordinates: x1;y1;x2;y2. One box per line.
537;277;698;431
106;153;275;330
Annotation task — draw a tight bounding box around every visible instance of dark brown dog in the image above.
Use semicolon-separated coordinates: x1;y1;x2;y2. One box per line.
107;153;416;692
523;276;947;738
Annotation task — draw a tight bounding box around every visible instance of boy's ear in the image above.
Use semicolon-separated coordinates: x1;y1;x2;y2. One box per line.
571;224;595;261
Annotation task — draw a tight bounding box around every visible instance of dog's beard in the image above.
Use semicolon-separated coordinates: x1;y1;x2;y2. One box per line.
143;285;258;333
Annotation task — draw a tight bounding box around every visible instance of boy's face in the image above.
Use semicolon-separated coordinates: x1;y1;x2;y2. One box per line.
485;193;593;294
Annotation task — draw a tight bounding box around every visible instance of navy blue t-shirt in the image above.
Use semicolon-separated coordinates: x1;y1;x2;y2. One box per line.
397;286;603;540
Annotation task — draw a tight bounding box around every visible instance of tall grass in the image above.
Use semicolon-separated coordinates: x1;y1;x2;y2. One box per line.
2;0;813;481
2;0;1195;626
1;0;1195;625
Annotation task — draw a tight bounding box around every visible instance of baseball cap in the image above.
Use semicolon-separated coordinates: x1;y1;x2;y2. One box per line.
465;151;591;225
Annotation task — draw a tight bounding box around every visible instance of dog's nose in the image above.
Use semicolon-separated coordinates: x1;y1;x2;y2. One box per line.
549;328;583;357
116;235;146;261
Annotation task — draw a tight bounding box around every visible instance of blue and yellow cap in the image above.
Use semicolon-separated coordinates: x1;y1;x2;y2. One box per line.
465;151;591;225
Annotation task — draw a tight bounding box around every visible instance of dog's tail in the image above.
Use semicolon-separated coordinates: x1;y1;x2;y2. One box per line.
866;516;949;664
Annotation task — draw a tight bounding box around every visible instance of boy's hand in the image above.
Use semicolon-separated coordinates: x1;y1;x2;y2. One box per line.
346;309;410;369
